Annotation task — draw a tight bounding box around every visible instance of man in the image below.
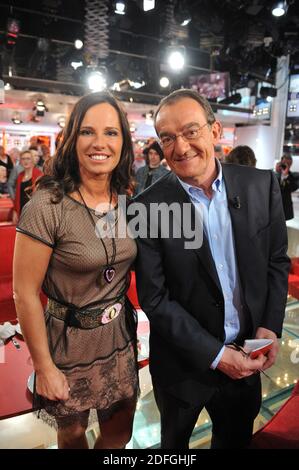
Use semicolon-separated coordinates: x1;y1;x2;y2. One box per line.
134;141;169;195
134;89;290;449
275;155;299;221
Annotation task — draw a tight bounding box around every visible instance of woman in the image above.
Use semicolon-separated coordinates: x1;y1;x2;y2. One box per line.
0;166;9;195
12;150;43;223
0;145;14;178
13;92;139;449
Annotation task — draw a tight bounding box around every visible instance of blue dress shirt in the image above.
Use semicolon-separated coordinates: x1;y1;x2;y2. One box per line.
178;160;245;368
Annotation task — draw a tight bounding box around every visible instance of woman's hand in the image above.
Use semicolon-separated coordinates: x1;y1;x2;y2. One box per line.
35;365;70;401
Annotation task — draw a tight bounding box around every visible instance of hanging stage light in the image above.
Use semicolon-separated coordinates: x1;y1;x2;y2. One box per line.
167;46;185;72
87;66;108;92
160;76;170;88
143;0;155;11
271;1;288;17
115;1;126;15
74;39;84;50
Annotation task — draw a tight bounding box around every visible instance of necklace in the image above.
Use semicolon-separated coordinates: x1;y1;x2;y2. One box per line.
77;188;117;284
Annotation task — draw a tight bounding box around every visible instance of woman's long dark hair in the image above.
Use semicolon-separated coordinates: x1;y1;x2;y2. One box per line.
38;91;135;201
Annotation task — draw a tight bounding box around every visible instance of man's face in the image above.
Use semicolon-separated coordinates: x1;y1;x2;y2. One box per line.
282;157;292;169
155;98;222;184
148;149;161;168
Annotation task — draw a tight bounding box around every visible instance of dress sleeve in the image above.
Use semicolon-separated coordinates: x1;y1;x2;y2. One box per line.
16;190;62;248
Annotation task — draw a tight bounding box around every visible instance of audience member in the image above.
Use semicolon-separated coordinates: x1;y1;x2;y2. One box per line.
134;141;169;194
225;145;257;167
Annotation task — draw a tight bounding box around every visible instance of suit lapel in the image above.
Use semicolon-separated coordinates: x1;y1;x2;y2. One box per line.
222;165;251;290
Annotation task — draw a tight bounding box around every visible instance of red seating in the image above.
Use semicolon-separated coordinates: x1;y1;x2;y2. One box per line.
288;258;299;300
0;225;16;322
291;258;299;277
0;226;47;322
127;271;140;308
251;382;299;449
0;197;14;223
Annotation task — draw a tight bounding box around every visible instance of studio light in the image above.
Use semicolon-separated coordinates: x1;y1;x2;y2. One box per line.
115;1;126;15
174;1;191;26
88;67;107;92
272;1;288;17
159;76;170;88
11;113;22;124
57;116;66;128
33;99;48;117
167;47;185;72
74;39;83;50
218;93;242;105
71;61;83;70
143;0;155;11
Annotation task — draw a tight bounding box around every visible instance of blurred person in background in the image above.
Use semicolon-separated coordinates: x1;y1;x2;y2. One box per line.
134;141;169;195
225;145;257;168
8;147;21;166
12;150;43;223
8;147;42;199
0;145;14;178
0;166;9;195
275;155;299;221
214;144;224;161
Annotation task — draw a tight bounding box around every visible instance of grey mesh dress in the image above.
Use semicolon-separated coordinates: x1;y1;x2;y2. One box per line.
17;189;139;425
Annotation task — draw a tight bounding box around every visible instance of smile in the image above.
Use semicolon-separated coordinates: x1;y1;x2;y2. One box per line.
89;154;110;161
174;154;198;162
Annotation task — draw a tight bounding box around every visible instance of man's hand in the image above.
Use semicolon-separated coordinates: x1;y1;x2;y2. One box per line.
255;327;279;370
217;346;267;380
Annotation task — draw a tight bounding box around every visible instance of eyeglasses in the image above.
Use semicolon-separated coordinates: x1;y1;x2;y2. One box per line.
159;123;210;148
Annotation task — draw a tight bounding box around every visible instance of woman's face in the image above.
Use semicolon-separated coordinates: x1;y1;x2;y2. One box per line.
76;102;123;181
20;152;34;170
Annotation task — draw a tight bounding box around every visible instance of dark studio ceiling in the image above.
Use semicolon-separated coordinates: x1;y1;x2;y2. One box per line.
0;0;299;105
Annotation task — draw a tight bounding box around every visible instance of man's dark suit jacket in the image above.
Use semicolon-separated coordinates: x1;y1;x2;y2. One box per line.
134;163;290;405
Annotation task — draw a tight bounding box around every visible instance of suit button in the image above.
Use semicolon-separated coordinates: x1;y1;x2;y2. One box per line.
215;301;223;308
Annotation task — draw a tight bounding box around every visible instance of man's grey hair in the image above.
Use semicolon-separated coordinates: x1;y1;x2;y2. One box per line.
154;88;216;131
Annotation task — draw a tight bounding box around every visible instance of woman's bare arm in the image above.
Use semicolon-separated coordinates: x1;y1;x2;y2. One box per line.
13;232;69;400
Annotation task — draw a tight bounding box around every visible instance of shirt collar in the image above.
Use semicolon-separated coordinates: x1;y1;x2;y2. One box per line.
177;158;223;197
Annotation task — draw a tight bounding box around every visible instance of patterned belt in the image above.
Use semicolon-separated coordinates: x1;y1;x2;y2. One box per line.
47;298;124;329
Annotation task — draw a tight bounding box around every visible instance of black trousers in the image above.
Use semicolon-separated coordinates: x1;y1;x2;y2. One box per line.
153;376;262;449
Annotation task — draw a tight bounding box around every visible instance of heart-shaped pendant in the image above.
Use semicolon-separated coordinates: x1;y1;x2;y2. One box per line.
104;267;116;283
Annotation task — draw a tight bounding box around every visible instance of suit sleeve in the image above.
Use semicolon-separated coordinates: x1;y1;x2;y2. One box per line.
134;203;223;373
261;171;290;336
